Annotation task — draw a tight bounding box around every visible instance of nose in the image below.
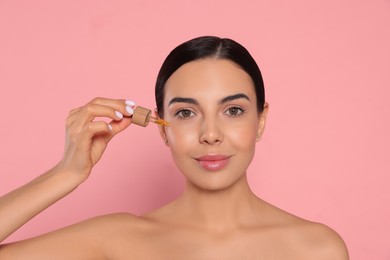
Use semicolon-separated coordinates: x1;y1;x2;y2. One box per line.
199;116;223;145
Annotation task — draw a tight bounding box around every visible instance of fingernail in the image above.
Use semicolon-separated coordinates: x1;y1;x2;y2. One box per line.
108;124;113;131
125;100;136;107
115;110;123;119
126;106;134;115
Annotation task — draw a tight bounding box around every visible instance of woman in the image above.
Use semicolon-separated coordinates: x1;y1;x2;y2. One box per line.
0;36;348;259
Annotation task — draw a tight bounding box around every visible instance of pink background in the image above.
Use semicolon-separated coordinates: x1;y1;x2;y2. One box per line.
0;0;389;259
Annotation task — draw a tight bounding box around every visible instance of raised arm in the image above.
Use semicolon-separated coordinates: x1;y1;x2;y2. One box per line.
0;98;134;257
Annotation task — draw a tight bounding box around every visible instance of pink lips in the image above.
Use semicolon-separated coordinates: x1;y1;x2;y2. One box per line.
195;154;231;171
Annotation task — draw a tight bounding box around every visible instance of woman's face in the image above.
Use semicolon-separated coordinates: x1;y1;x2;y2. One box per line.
160;58;268;190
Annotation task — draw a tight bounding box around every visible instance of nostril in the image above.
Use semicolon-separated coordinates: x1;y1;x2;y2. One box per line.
199;132;222;145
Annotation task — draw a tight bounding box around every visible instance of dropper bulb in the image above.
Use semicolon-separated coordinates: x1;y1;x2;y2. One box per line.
132;106;151;127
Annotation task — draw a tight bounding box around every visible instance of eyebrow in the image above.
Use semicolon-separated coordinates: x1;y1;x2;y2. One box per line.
219;93;250;104
168;93;250;106
168;97;199;106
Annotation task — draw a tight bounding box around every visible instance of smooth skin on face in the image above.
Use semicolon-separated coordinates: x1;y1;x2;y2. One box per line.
161;58;266;191
0;59;348;259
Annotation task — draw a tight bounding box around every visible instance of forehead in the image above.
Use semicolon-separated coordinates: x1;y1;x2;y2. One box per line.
164;59;255;100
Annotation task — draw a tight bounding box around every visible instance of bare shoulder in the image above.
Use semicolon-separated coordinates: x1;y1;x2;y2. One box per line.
77;212;156;240
82;212;143;227
292;220;349;259
254;200;349;259
0;213;147;259
86;213;165;258
269;205;349;259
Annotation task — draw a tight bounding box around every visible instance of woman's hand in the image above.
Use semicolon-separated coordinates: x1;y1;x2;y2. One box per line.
58;97;135;181
0;98;135;243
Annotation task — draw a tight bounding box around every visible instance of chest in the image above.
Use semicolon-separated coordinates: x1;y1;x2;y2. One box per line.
109;229;304;260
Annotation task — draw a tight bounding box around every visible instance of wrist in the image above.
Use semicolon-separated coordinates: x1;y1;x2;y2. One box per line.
50;163;89;190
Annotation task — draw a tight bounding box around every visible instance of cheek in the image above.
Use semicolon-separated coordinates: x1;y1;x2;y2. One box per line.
226;121;258;149
165;123;198;149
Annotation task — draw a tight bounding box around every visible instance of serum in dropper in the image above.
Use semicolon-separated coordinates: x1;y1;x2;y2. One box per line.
131;106;170;127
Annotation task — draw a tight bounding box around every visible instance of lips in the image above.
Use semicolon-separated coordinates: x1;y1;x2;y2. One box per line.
194;154;231;171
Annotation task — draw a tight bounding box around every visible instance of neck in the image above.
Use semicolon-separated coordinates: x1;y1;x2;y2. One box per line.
176;175;261;231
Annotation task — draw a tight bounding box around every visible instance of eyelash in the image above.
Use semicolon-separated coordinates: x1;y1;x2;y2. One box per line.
174;106;245;120
224;106;245;117
175;109;196;120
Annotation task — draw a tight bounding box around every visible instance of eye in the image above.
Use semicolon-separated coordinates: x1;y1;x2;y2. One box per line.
175;109;195;119
225;106;244;117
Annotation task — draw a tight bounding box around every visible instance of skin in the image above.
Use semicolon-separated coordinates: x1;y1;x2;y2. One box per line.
0;59;349;259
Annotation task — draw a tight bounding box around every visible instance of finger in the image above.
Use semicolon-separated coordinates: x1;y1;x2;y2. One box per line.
66;98;136;132
89;97;136;117
81;104;126;122
68;104;125;131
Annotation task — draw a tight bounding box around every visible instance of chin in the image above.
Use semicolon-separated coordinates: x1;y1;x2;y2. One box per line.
185;171;247;192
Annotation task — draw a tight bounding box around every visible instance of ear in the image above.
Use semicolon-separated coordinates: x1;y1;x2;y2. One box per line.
154;109;169;147
256;102;269;142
